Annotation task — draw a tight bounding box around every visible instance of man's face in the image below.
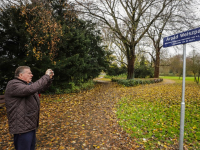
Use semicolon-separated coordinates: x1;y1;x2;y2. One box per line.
19;69;33;83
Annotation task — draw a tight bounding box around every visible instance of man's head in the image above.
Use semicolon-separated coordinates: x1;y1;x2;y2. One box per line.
15;66;33;83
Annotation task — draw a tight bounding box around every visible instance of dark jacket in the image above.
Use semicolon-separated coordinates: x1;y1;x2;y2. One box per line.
5;75;52;134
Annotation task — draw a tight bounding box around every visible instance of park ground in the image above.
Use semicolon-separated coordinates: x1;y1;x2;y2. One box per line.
0;78;197;150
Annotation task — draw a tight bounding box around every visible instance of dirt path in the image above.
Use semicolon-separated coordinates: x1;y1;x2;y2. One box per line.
0;80;175;150
162;79;176;84
38;82;139;149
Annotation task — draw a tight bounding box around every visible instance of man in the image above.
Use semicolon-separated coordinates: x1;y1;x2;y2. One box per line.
5;66;54;150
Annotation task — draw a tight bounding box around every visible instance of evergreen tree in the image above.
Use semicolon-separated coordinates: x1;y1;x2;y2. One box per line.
134;56;154;78
0;4;60;94
0;1;111;93
49;0;110;90
0;6;29;94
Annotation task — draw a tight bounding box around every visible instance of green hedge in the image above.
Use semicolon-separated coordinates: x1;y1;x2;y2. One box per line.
111;78;163;87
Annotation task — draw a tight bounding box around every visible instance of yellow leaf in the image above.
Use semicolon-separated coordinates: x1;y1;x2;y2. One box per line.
60;146;65;150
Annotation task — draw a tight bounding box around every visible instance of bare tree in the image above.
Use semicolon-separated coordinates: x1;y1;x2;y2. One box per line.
188;50;200;84
139;0;200;78
101;26;127;67
169;54;183;78
74;0;182;79
0;0;31;8
144;11;173;78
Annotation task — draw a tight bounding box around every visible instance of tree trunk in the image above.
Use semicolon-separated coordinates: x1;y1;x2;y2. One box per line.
127;56;135;79
154;48;160;78
195;73;200;84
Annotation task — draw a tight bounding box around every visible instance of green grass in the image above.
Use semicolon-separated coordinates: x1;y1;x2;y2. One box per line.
117;82;200;149
160;76;195;82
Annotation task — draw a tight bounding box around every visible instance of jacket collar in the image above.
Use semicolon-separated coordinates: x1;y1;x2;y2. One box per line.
14;77;32;85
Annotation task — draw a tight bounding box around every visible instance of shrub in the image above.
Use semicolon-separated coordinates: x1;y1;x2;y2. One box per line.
112;78;163;87
44;80;95;94
106;64;127;76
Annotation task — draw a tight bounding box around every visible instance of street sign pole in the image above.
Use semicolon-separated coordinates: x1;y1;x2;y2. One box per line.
163;27;200;149
179;44;186;150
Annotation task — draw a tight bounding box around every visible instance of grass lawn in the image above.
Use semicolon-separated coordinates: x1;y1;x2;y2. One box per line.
160;76;195;83
117;80;200;149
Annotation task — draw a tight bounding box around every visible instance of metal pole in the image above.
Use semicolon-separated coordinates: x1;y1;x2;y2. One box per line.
179;44;186;150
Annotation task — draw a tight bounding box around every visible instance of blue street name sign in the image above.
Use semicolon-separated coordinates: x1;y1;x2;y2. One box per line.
163;27;200;48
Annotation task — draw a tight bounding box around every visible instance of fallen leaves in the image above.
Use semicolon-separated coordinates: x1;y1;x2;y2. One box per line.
0;82;140;149
1;80;193;149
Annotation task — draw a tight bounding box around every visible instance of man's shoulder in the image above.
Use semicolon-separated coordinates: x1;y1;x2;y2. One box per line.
7;78;26;87
5;78;26;95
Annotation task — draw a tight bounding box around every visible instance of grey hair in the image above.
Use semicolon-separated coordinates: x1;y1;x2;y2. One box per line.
15;66;30;77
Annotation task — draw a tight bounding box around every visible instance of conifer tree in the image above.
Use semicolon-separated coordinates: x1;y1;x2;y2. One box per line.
0;1;111;93
0;6;29;93
49;0;110;89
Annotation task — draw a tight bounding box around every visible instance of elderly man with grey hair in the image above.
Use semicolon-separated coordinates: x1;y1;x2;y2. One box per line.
5;66;54;150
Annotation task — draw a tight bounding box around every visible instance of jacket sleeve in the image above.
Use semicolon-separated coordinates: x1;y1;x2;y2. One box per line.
38;78;53;93
7;75;52;97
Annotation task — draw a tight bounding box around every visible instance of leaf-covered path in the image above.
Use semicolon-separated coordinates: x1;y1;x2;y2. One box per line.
0;80;174;150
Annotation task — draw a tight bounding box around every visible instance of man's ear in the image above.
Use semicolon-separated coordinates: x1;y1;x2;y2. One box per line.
18;73;23;78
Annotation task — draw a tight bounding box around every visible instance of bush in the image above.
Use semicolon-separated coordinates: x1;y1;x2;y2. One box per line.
134;56;154;78
45;80;95;94
112;78;163;87
109;74;127;80
106;64;127;76
134;66;154;78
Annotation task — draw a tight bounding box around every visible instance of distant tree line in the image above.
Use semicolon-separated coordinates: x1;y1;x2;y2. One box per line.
160;51;200;83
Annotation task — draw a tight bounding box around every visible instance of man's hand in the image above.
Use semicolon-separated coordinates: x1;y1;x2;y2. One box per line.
45;69;54;79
